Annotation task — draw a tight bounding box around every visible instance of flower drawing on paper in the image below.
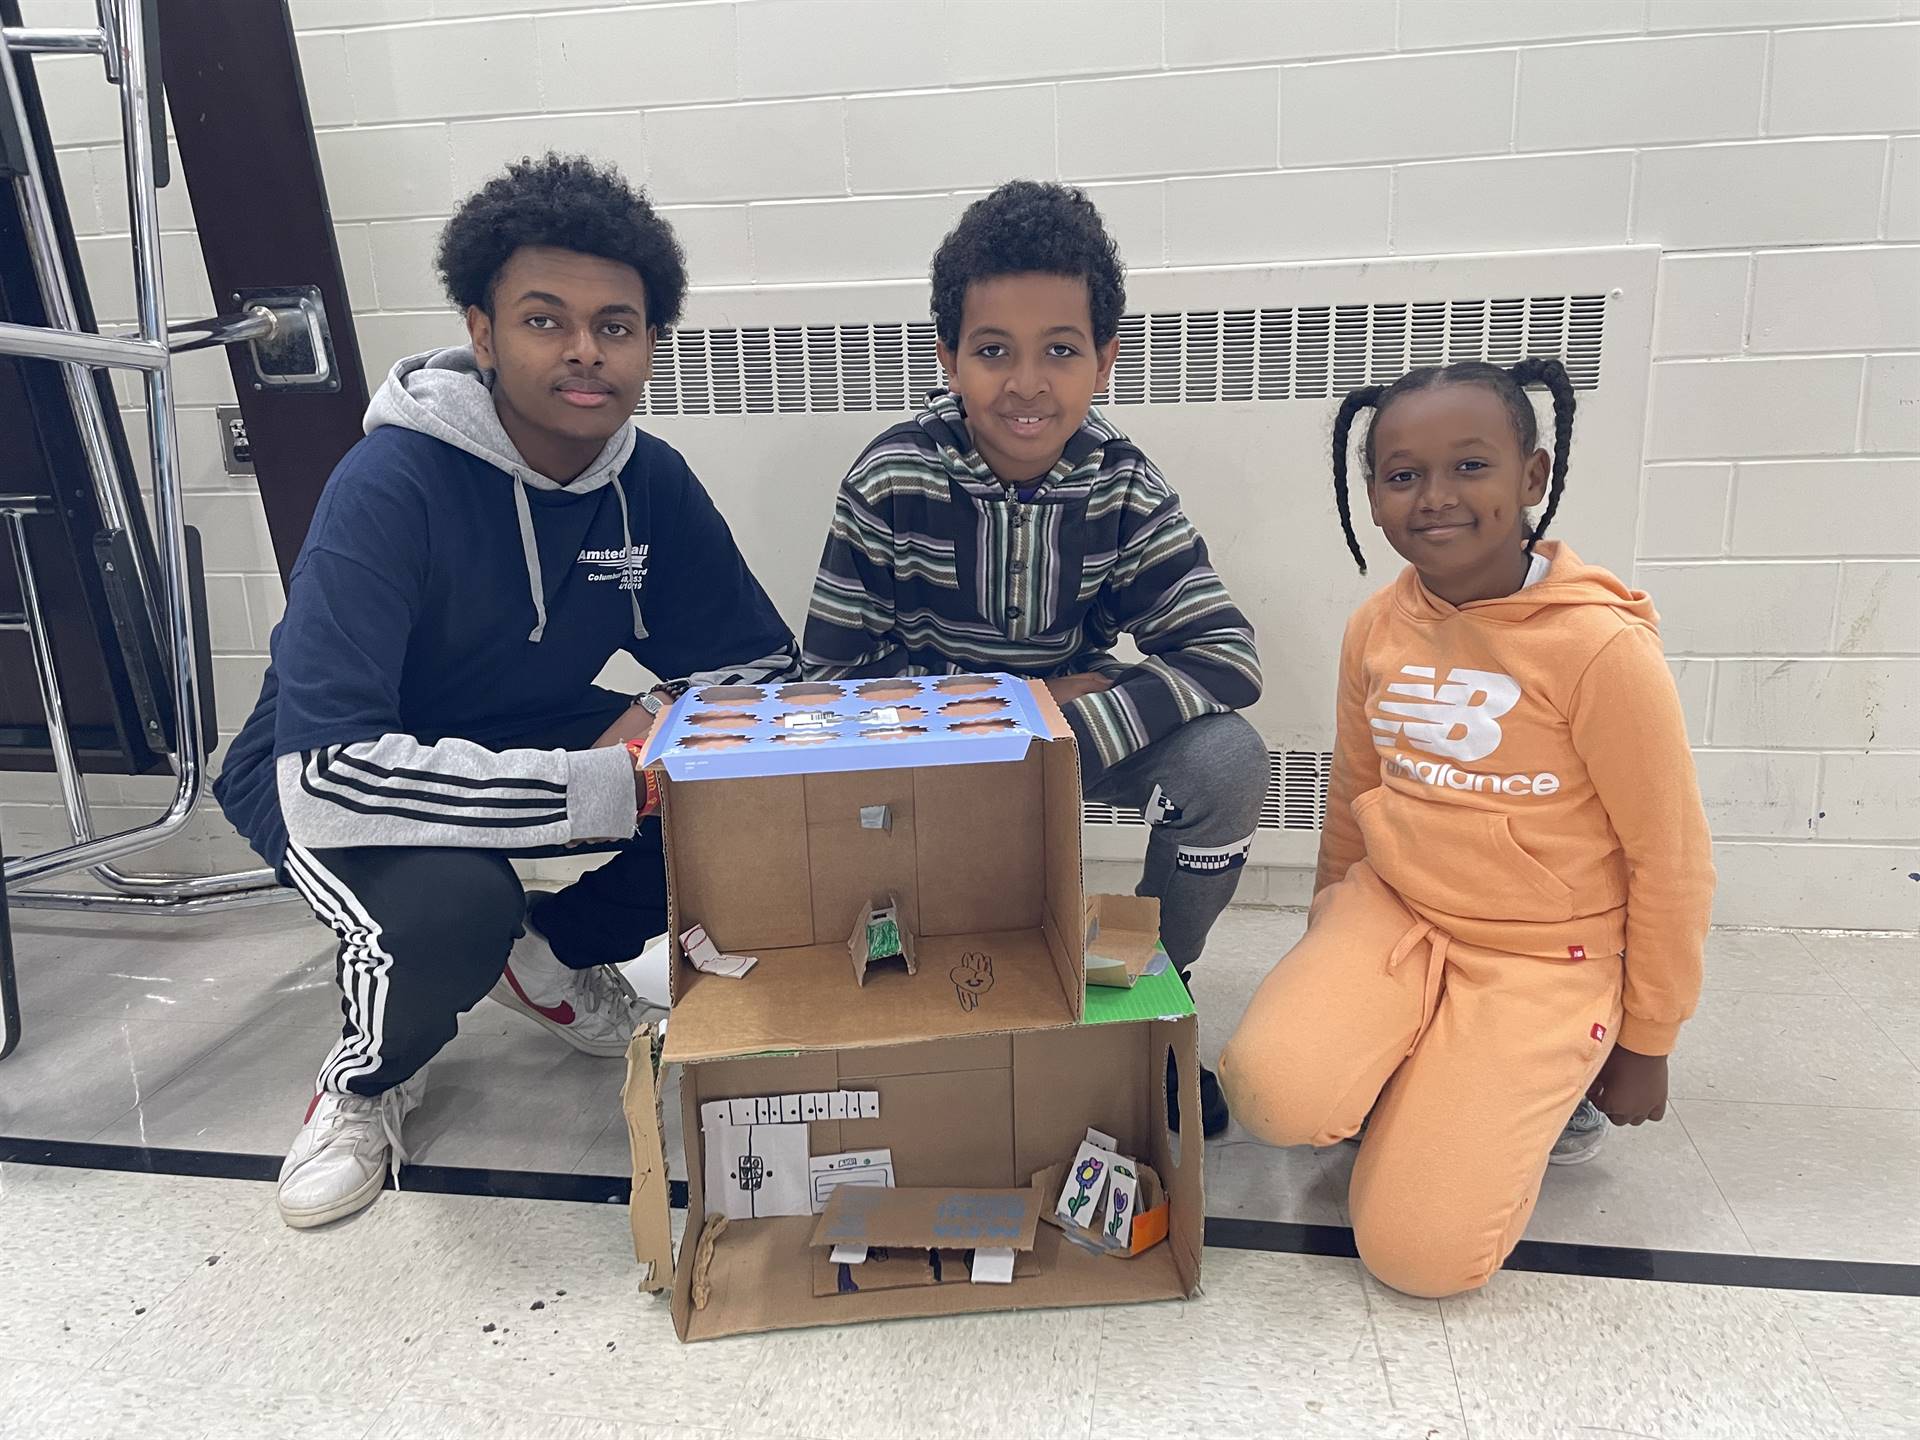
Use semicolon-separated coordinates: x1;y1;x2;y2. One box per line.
1066;1156;1104;1219
1106;1189;1130;1238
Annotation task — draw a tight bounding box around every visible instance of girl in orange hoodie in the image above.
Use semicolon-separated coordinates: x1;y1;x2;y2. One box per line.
1219;357;1714;1298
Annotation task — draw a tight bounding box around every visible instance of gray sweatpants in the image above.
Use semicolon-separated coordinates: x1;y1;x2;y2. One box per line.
1084;710;1268;975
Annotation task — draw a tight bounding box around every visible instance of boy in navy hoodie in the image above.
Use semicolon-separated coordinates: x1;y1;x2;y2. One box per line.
215;155;795;1228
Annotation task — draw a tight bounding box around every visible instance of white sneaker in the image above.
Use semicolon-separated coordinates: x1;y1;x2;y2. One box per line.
619;932;673;1011
1548;1096;1609;1166
277;1070;427;1230
487;903;641;1057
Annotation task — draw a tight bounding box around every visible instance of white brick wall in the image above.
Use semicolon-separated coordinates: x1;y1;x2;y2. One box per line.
1516;34;1768;151
7;0;1915;930
1282;50;1516;165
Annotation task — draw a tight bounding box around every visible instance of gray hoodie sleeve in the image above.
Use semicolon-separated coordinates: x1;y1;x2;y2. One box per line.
276;738;636;851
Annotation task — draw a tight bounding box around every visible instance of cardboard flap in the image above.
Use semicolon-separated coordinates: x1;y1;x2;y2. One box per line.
1083;894;1162;988
1026;681;1076;741
811;1186;1041;1254
620;1024;674;1293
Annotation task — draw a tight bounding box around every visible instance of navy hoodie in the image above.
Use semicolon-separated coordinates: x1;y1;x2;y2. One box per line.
215;347;795;871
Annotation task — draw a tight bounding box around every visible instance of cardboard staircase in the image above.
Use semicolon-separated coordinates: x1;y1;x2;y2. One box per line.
621;675;1203;1341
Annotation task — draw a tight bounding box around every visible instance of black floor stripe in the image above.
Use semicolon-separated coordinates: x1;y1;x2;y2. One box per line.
1202;1216;1920;1297
0;1136;690;1209
1;1135;282;1183
6;1135;1915;1298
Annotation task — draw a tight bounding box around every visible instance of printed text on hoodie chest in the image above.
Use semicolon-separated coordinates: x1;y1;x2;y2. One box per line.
1371;661;1565;798
576;543;649;592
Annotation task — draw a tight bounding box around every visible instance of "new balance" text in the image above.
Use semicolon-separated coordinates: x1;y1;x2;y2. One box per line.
1384;753;1562;796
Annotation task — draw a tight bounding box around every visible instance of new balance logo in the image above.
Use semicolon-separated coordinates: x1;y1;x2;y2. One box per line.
1384;754;1562;796
1372;665;1519;763
1372;663;1562;797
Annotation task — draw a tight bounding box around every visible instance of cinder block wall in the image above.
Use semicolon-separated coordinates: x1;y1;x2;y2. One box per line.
7;0;1916;929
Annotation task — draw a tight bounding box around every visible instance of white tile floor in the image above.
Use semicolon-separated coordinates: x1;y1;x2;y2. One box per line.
0;1166;1915;1440
1;904;1916;1437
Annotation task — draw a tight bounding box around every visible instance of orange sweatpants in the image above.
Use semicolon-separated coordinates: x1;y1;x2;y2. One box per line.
1219;860;1624;1298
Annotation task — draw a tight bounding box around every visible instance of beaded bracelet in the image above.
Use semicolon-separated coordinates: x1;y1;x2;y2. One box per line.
625;739;663;819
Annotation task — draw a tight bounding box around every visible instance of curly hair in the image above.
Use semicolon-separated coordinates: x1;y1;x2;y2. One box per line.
436;153;687;330
929;180;1126;349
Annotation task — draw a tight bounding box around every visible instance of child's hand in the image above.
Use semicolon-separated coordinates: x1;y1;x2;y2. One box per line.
1587;1046;1669;1125
1046;674;1114;705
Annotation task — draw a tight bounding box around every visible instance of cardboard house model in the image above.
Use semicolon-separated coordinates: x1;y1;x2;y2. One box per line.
621;675;1203;1342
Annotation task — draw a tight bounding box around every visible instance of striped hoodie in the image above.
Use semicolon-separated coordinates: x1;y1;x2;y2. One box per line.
803;391;1261;781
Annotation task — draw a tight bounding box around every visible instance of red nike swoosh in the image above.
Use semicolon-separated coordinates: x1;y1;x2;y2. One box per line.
503;964;576;1026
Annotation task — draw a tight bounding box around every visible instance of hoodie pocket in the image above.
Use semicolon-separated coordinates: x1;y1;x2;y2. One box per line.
1353;787;1574;922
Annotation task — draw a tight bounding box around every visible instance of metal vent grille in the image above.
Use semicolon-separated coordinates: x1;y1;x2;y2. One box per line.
1081;750;1333;834
638;296;1605;417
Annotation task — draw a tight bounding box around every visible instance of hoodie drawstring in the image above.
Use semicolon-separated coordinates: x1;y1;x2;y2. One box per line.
510;477;647;645
510;481;549;644
1387;918;1452;1058
609;475;647;642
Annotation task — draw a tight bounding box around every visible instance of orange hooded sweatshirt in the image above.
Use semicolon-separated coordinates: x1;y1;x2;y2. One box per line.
1315;541;1714;1056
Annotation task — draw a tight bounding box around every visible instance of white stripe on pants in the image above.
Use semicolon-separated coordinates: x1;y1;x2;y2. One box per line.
286;842;397;1096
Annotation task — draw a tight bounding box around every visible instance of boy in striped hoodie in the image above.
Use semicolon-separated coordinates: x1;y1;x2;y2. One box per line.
802;181;1266;1137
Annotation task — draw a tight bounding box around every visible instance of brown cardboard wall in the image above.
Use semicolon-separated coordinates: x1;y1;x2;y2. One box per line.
685;1047;1016;1191
860;1069;1015;1189
665;775;814;954
802;769;920;946
835;1034;1012;1079
1010;1024;1152;1182
1151;1018;1206;1295
912;753;1044;936
690;1052;842;1096
1040;740;1088;1012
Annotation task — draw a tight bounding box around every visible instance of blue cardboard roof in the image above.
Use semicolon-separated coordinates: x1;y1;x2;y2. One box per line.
642;674;1056;782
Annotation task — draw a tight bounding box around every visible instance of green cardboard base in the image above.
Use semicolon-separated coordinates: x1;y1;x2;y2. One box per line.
1083;955;1195;1026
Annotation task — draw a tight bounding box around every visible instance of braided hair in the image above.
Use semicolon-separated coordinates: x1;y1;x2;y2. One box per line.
1331;357;1576;574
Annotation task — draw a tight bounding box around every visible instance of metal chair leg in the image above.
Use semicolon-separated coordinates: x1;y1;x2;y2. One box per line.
2;498;288;915
0;814;17;1061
